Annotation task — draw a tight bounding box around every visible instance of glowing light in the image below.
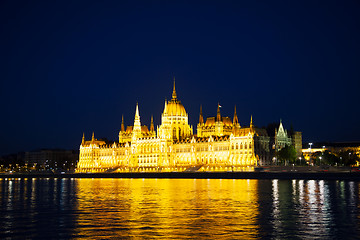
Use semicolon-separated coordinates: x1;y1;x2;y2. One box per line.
77;85;261;173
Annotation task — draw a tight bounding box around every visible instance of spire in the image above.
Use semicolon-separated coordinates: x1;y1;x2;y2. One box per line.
91;132;95;141
163;99;168;115
199;105;204;124
233;105;238;125
216;103;221;122
121;115;125;132
279;119;283;130
278;119;286;136
134;103;141;129
135;103;139;118
172;77;177;100
150;115;154;132
82;133;85;144
250;115;254;128
133;103;142;140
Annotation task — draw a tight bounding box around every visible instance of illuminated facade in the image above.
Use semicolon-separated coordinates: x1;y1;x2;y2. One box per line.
77;82;298;173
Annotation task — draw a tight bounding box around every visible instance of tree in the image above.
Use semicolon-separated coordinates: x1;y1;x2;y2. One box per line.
337;150;359;166
320;150;340;166
276;145;297;165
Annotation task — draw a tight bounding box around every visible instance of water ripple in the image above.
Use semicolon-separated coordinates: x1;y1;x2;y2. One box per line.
0;179;359;239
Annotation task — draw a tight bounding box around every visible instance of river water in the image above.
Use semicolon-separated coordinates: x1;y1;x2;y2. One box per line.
0;178;359;239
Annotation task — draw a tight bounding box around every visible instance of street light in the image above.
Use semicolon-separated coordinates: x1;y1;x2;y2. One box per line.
349;152;352;164
309;143;313;166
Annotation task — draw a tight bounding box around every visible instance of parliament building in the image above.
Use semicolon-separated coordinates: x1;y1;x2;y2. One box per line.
76;82;302;173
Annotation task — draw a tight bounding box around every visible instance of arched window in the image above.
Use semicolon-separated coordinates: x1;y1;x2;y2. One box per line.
179;128;181;139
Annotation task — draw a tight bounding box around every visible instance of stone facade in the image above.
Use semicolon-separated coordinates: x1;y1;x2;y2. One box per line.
76;82;301;172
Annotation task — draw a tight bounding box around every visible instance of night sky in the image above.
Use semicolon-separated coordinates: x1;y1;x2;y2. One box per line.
1;0;359;155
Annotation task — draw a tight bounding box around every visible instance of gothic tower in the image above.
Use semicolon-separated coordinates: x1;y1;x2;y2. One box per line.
132;103;142;140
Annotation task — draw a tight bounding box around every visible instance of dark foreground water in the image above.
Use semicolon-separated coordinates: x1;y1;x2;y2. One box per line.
0;178;359;239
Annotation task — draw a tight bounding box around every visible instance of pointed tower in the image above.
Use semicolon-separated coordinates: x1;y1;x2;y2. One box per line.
277;119;287;138
197;105;204;137
216;103;221;122
91;132;95;145
119;115;126;143
163;99;168;115
172;77;177;100
132;103;142;140
150;115;155;137
232;106;240;133
134;103;141;127
275;119;291;151
81;133;85;145
233;106;239;125
215;103;224;136
199;105;204;124
121;115;125;132
250;115;254;128
150;115;154;132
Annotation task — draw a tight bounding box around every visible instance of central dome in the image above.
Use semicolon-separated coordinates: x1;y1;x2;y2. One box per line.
166;99;187;116
163;80;188;117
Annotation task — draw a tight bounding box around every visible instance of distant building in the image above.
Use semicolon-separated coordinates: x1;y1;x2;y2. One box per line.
274;120;292;151
267;122;303;162
324;142;360;154
302;142;360;163
77;81;302;173
0;152;24;169
291;132;303;158
24;149;78;170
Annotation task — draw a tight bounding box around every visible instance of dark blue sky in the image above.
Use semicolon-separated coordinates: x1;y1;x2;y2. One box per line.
1;0;359;155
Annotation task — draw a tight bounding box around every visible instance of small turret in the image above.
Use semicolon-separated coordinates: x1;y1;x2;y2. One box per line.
91;132;95;142
150;115;154;132
82;133;85;145
250;115;254;128
121;115;125;132
172;77;177;100
199;105;204;124
216;103;221;122
163;99;168;116
233;105;239;125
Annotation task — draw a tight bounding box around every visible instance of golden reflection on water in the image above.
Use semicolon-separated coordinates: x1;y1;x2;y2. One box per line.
1;179;360;239
75;178;259;239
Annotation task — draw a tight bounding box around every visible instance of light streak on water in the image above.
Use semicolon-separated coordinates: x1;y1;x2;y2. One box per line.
0;178;359;239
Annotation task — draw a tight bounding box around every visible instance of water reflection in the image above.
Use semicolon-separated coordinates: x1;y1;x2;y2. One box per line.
0;178;359;239
75;179;259;239
257;180;360;239
0;178;78;239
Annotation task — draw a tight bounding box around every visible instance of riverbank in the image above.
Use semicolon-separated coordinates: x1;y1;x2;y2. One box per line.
1;171;360;180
